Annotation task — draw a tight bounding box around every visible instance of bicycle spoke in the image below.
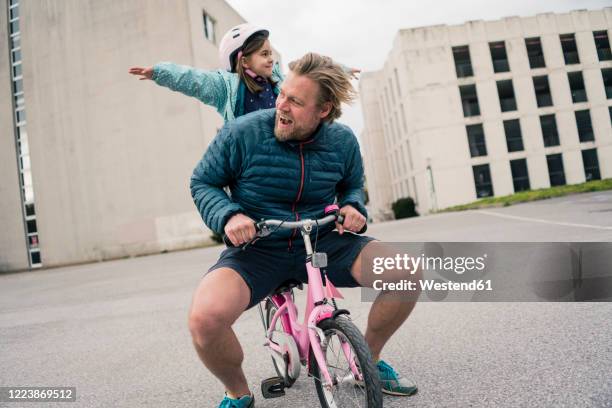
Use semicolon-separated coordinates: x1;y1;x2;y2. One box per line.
316;328;367;407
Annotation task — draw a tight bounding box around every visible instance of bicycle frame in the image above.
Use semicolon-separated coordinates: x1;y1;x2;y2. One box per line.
263;220;361;388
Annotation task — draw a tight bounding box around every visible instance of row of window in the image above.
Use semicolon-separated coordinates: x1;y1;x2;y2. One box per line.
8;0;41;267
459;69;612;117
453;30;612;78
473;148;601;198
466;107;610;158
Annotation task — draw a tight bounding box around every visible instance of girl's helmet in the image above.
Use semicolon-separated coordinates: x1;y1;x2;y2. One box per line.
218;23;269;72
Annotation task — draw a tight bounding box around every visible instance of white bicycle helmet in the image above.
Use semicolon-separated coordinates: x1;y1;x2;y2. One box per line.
219;23;269;72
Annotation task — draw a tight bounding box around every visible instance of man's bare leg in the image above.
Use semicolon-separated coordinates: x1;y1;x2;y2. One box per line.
188;267;251;398
351;241;422;362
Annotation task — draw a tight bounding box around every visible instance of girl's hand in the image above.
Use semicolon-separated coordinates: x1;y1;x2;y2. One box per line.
128;66;154;80
349;67;361;80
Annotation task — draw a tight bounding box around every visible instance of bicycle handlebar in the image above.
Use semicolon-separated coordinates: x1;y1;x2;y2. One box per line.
222;212;367;248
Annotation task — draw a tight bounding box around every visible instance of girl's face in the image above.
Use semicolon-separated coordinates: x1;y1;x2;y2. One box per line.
242;39;274;78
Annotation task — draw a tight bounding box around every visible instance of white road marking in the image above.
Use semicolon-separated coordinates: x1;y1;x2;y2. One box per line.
477;210;612;231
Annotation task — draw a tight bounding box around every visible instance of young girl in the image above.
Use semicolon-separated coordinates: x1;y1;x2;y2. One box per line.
128;23;357;123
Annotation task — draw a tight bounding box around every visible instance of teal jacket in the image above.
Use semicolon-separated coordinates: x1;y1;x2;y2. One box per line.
190;109;367;248
152;62;284;122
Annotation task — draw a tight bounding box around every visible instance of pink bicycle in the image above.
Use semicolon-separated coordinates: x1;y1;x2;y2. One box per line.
229;205;382;407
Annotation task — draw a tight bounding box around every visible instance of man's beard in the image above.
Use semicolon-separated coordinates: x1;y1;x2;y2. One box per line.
274;114;318;142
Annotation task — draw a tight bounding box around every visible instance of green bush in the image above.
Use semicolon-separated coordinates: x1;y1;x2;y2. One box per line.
392;197;419;219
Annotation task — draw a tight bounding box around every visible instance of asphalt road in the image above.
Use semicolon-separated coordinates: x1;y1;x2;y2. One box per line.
1;191;612;407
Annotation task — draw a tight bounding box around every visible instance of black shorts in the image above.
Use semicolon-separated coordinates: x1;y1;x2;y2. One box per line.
207;231;376;309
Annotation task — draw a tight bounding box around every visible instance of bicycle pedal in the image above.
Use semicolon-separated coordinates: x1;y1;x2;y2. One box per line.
261;376;286;399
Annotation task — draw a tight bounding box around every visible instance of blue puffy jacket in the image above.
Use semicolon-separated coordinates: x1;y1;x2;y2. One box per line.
190;109;367;248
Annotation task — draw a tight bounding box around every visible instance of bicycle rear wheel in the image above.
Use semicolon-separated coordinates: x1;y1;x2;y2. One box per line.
311;316;382;408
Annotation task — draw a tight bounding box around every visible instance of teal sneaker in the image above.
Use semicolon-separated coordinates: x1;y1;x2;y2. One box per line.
218;392;254;408
377;360;418;396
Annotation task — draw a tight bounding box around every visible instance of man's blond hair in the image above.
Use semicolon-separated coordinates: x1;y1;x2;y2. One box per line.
288;53;357;122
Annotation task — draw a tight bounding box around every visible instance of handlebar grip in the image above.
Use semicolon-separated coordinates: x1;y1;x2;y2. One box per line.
336;215;368;234
223;221;261;248
222;234;236;248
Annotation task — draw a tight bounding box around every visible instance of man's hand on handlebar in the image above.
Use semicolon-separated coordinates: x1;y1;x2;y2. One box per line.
224;213;257;246
337;205;366;235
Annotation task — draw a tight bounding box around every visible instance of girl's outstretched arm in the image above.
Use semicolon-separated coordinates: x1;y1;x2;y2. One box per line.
128;63;232;116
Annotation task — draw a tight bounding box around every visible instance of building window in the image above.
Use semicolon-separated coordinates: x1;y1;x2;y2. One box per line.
394;68;402;96
466;124;487;157
25;202;35;217
546;154;566;186
503;119;524;152
26;219;37;234
567;71;587;103
540;114;560;147
473;164;494;198
12;62;22;78
560;33;580;65
602;68;612;99
609;106;612;125
12;48;21;63
10;33;20;49
30;250;41;265
10;19;19;33
405;140;414;170
593;31;612;61
575;110;594;142
15;108;26;124
9;4;18;19
452;45;473;78
489;41;510;73
525;37;546;68
497;80;517;112
582;148;601;181
384;87;391;110
459;84;480;117
533;75;553;107
510;159;530;192
202;12;215;43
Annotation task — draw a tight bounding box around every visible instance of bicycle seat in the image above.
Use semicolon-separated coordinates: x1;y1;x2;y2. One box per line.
272;279;303;295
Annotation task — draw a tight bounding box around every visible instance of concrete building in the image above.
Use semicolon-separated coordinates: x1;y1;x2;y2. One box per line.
0;0;258;272
360;8;612;220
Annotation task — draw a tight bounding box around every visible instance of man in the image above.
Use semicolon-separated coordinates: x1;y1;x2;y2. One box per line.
189;53;420;408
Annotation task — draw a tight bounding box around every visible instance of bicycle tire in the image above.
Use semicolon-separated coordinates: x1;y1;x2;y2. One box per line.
311;316;382;408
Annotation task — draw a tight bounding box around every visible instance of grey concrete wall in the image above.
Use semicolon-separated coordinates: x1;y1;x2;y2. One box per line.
17;0;244;268
0;0;29;272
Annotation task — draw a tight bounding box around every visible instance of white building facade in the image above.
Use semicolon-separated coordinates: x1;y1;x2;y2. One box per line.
360;8;612;219
0;0;256;272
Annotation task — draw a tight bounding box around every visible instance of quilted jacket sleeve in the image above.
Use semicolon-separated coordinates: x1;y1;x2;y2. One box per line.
190;125;244;234
152;62;229;115
337;139;368;218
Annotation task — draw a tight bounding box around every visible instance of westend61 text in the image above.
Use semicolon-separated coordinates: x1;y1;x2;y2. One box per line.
373;279;493;292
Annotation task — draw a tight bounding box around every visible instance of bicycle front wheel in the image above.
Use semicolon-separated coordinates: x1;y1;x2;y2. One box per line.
311;316;382;408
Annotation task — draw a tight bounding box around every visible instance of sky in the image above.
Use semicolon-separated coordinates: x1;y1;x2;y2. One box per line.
225;0;610;139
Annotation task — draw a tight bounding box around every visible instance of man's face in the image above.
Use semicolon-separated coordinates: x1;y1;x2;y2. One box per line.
274;72;330;142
